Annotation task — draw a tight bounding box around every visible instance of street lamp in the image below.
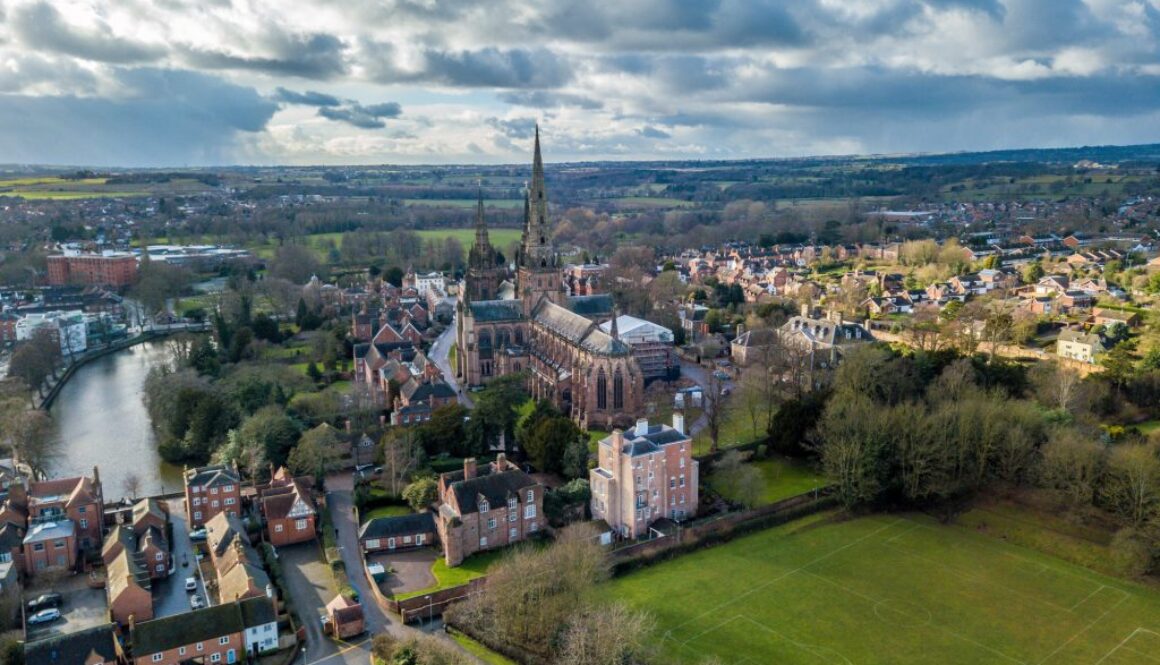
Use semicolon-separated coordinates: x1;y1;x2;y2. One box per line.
425;595;432;626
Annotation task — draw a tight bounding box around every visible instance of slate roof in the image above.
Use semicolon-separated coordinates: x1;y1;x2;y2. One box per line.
25;623;119;665
602;423;691;458
131;602;245;656
184;464;239;488
533;300;631;356
400;378;457;403
567;293;614;317
261;478;315;521
359;512;435;540
239;596;277;628
23;520;74;544
443;466;538;516
732;328;777;348
1058;329;1104;347
353;343;369;360
468;299;523;322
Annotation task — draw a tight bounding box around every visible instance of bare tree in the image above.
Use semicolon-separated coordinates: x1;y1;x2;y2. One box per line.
711;450;764;508
1030;362;1083;413
555;602;655;665
703;371;726;453
380;428;422;497
1101;442;1160;526
1038;429;1106;505
122;472;143;500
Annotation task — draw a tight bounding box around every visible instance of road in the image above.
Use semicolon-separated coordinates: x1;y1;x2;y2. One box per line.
429;311;474;408
678;357;734;437
281;472;481;665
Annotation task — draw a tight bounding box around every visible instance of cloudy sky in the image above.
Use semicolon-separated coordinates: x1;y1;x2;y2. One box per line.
0;0;1158;166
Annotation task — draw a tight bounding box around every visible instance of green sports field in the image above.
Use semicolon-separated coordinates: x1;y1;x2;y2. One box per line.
611;513;1160;665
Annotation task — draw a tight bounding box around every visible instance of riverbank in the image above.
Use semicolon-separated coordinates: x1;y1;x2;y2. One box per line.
37;324;210;410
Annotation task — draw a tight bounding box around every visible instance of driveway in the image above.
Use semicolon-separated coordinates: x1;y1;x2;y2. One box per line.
367;549;437;597
153;497;206;617
321;472;483;663
678;357;734;437
23;574;107;643
429;312;474;408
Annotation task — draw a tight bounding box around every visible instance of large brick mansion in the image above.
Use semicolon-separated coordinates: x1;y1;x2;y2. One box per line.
455;127;644;430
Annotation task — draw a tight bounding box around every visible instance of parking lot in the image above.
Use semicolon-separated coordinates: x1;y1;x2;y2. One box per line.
23;573;108;642
152;497;207;617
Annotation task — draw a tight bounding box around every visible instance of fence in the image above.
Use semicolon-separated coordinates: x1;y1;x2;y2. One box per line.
610;489;838;572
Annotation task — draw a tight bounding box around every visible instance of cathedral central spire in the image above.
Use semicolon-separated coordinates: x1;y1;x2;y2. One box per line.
473;181;490;256
520;124;554;269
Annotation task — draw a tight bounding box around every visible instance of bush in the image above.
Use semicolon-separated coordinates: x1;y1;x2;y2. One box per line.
1109;528;1154;577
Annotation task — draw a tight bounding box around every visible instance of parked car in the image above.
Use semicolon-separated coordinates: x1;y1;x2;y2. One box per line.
188;528;207;541
27;608;61;625
189;594;205;609
184;577;198;592
27;593;63;613
712;370;730;381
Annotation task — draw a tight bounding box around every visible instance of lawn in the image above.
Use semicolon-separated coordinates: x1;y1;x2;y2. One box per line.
395;548;507;601
610;512;1160;665
709;457;827;506
415;228;522;248
403;198;525;209
448;631;518;665
362;505;412;521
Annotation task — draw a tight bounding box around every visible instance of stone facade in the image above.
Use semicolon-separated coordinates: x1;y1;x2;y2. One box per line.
590;415;699;539
456;128;644;430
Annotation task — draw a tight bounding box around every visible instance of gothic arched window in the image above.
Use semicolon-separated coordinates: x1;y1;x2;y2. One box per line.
597;371;607;410
613;371;624;410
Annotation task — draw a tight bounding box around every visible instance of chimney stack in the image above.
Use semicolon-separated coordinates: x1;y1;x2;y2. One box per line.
672;411;685;436
464;458;477;480
635;418;649;437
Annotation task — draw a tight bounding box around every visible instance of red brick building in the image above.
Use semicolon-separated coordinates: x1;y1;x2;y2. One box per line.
435;455;543;566
184;464;241;528
27;472;104;549
260;467;317;547
47;253;138;287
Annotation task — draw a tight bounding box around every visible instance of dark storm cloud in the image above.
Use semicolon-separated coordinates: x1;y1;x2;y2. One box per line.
12;1;163;64
180;32;346;79
273;87;341;106
0;68;276;166
317;101;402;129
636;126;670;139
421;47;573;88
498;90;602;110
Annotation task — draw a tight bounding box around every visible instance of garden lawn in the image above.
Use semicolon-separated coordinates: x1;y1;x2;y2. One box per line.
395;548;507;601
610;512;1160;665
362;505;412;521
449;631;518;665
709;457;827;506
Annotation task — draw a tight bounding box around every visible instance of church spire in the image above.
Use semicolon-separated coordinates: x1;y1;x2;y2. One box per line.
473;180;490;259
520;124;554;269
610;310;620;340
531;124;544;192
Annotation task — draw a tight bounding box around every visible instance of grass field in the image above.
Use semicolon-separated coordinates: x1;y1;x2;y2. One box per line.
404;198;525;209
611;512;1160;665
709;457;828;506
415;228;522;248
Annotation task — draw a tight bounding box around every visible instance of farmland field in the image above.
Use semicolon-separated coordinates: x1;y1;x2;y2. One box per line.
403;198;525;209
415;228;522;248
611;512;1160;665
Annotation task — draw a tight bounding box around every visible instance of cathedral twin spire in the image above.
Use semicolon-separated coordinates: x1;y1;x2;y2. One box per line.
520;124;556;269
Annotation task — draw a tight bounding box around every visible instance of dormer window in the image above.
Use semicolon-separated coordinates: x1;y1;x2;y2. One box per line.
508;497;517;510
479;499;489;513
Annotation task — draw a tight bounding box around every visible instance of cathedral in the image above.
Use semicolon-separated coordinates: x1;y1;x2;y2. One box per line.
456;127;644;430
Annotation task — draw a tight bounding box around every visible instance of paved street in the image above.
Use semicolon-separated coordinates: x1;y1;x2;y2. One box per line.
429;312;474;408
279;472;481;665
153;497;207;617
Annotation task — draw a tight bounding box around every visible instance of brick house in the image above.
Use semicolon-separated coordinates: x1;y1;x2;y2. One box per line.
128;601;252;665
590;416;699;539
259;467;316;547
204;512;272;604
131;498;168;535
106;548;154;625
101;525;136;566
325;595;365;639
359;513;436;553
435;455;543;567
22;520;77;575
27;470;104;551
184;464;241;528
138;526;170;579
